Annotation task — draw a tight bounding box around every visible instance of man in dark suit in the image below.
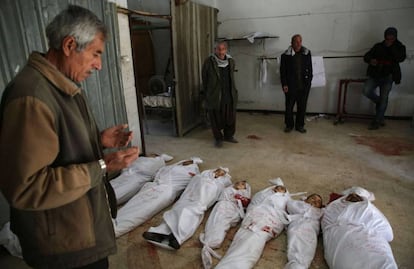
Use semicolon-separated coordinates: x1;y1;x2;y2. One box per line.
280;34;313;133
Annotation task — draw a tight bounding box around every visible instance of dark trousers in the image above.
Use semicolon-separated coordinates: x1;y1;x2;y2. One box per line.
363;75;393;123
72;258;109;269
208;103;236;141
284;89;310;129
33;258;109;269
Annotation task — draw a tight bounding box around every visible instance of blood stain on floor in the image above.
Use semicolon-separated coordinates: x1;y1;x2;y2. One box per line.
354;136;414;156
247;134;262;140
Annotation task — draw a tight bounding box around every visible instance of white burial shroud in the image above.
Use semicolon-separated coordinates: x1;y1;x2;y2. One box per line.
110;155;169;205
200;183;252;269
215;188;290;269
148;168;232;245
322;197;397;269
284;199;323;269
113;158;201;237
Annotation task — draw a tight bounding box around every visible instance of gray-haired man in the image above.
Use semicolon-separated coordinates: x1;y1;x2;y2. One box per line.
0;5;139;268
202;41;239;148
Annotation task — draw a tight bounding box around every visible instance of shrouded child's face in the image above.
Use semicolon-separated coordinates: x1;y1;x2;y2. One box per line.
305;194;323;208
214;168;226;178
273;186;286;193
234;181;247;190
345;193;363;202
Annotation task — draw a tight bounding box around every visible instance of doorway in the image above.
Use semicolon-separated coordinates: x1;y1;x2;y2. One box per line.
130;15;176;137
127;1;218;143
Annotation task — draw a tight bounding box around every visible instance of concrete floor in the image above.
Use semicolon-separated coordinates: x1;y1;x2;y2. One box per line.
1;112;413;269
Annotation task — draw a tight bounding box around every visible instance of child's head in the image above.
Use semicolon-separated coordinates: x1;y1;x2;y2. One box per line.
345;192;364;202
273;185;286;193
341;187;374;202
233;180;247;190
213;168;226;178
305;193;323;208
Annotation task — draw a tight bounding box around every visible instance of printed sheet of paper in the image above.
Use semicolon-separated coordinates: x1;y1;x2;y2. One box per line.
311;56;326;88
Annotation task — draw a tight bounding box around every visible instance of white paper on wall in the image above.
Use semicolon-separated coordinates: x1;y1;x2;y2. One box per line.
260;59;268;88
311;56;326;88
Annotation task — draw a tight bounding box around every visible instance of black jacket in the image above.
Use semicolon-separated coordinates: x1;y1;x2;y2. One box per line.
201;55;238;110
280;46;313;92
364;40;406;84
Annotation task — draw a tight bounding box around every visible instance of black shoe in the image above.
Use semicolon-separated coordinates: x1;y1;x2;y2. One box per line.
295;127;307;133
215;139;223;148
143;231;167;243
284;127;293;133
224;137;238;143
368;121;380;130
167;233;181;250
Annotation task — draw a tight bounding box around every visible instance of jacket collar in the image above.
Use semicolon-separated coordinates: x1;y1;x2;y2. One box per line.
284;46;310;56
210;55;234;78
28;52;81;96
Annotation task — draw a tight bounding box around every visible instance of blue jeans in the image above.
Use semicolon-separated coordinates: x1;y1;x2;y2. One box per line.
363;75;393;123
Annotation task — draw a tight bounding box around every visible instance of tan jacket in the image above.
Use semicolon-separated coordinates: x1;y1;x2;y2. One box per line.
0;52;116;268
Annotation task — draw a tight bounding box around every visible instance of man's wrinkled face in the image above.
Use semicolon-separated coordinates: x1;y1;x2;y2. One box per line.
345;193;364;202
291;35;302;53
215;43;228;60
305;194;323;208
384;35;396;47
273;185;286;193
214;168;226;178
234;181;247;190
66;33;105;82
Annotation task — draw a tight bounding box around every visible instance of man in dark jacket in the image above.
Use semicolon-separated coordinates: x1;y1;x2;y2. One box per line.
280;34;313;133
0;5;139;269
363;27;406;130
202;41;238;148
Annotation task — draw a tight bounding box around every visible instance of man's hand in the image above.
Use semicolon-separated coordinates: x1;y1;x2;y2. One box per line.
369;59;378;66
104;146;139;172
101;124;133;148
282;86;288;93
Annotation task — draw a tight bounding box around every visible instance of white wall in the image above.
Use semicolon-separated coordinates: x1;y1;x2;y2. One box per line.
191;0;216;8
109;0;127;8
128;0;170;14
216;0;414;116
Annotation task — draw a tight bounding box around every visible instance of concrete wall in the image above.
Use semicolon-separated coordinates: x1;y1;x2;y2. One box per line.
117;13;142;149
216;0;414;116
106;0;142;149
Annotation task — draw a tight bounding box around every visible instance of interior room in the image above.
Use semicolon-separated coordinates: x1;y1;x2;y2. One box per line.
0;0;413;269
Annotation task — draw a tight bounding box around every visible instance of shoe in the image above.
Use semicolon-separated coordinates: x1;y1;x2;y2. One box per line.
143;231;167;243
167;233;181;250
224;137;238;143
295;127;307;133
215;139;223;148
368;121;380;130
284;127;293;133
